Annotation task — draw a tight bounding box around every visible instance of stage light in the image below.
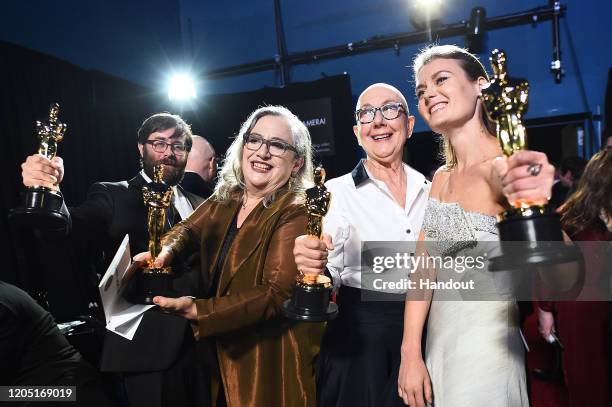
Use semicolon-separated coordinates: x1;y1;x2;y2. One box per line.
168;74;197;101
409;0;445;38
413;0;443;10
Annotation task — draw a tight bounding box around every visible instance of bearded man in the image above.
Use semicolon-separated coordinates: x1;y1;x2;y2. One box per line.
20;112;208;407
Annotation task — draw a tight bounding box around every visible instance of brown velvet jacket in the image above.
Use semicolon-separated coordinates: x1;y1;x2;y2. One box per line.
162;191;323;407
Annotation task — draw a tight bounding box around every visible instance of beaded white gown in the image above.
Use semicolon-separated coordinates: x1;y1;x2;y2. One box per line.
421;198;529;407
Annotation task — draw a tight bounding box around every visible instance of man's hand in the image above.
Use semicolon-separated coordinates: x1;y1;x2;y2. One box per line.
21;154;64;190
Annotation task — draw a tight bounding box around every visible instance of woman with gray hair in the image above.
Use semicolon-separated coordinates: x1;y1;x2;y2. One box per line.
214;105;314;204
134;105;322;407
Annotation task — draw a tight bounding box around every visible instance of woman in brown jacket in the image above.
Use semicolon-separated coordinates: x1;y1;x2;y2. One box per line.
136;105;323;407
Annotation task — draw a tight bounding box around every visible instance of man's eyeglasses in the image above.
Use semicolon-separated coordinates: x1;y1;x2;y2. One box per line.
355;102;405;124
243;133;299;157
145;140;190;155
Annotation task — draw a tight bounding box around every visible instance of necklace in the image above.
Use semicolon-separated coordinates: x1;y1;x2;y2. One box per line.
241;194;262;209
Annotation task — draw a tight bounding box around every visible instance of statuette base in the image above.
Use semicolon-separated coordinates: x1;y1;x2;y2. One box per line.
489;211;582;271
283;274;338;322
9;187;68;231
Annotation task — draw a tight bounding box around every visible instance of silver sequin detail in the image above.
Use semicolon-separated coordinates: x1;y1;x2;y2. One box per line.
423;199;498;256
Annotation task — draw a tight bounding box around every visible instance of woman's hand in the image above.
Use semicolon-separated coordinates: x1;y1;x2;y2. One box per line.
492;150;555;207
153;296;197;321
397;353;433;407
133;247;174;268
293;233;333;277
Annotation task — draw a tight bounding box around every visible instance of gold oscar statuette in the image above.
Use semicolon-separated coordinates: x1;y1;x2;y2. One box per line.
36;103;67;162
282;166;339;322
9;103;69;230
480;49;535;211
481;49;581;270
143;165;174;273
130;164;176;304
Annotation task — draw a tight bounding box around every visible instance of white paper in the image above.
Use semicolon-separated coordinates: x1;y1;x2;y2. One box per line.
109;313;147;340
98;234;154;340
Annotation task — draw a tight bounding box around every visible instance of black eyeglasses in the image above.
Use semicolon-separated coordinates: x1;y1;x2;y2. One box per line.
355;102;405;124
243;133;299;157
145;140;189;155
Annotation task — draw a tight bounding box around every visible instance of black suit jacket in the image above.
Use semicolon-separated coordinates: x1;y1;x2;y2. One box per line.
0;281;113;406
180;171;214;200
63;173;205;372
0;280;83;384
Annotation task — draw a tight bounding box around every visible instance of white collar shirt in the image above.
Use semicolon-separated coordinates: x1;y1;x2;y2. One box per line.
323;159;430;292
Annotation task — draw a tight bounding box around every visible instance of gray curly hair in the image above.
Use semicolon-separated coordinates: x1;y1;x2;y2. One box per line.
214;105;314;206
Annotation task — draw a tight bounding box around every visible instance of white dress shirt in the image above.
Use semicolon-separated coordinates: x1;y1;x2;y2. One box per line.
323;159;430;292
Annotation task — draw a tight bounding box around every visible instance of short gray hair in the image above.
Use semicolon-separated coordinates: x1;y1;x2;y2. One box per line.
214;105;314;206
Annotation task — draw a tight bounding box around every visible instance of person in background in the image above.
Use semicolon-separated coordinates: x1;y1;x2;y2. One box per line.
537;149;612;407
181;135;216;199
602;128;612;149
549;156;587;211
1;280;114;406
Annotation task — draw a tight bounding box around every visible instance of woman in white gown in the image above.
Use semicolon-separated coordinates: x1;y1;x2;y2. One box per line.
396;45;555;407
